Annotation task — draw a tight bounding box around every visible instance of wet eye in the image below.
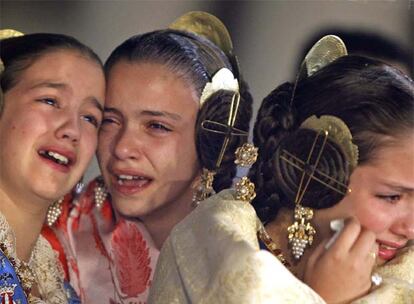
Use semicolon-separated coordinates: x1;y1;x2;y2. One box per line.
82;115;100;128
377;194;401;204
148;122;172;132
37;98;59;108
101;117;119;125
100;116;121;132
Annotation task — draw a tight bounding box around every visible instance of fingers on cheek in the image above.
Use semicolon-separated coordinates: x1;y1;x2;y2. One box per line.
331;218;361;252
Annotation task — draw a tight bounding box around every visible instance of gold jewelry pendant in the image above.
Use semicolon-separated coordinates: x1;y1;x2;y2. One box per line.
192;169;216;207
235;176;256;203
287;205;316;260
46;198;63;227
234;143;258;167
94;176;108;210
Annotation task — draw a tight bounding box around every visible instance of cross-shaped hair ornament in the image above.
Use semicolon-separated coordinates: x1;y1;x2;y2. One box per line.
281;127;350;260
280;131;349;199
201;91;249;169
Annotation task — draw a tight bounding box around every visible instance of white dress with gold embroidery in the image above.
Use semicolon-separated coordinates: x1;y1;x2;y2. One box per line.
0;212;67;303
148;190;326;304
148;190;414;304
352;245;414;304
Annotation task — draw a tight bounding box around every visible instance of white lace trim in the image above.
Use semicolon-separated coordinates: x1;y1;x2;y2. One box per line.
0;212;67;303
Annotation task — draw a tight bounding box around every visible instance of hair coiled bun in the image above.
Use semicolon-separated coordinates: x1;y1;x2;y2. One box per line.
251;56;414;224
249;82;297;223
250;82;351;223
196;78;253;192
273;128;350;210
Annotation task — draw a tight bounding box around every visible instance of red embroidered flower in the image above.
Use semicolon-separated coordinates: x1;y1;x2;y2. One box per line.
111;220;152;297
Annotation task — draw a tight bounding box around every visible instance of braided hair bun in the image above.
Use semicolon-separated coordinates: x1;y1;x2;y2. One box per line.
273;127;350;210
250;55;414;224
196;82;252;191
249;82;296;223
250;83;352;223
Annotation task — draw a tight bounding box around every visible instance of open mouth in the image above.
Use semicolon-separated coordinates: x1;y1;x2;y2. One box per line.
377;241;405;261
38;150;72;166
379;244;397;250
116;174;152;187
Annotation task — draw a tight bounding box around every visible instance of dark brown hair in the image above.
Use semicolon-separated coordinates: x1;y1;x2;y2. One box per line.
105;30;253;191
249;56;414;223
1;33;102;112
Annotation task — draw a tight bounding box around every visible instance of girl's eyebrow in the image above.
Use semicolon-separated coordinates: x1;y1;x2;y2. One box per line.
378;181;414;193
139;110;182;121
29;81;67;90
30;81;103;112
103;107;122;116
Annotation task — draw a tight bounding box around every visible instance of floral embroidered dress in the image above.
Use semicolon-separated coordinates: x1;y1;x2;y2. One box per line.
45;177;159;304
148;190;414;304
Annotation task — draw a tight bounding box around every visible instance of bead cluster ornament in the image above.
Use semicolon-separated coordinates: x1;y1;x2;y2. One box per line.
234;143;258;167
94;177;108;210
287;206;316;259
46;198;63;227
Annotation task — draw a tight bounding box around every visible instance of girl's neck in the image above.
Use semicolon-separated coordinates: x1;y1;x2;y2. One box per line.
0;187;48;262
140;192;194;250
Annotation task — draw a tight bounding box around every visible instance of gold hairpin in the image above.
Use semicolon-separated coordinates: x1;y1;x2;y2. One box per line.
284;129;326;260
282;115;358;260
293;129;329;205
301;115;358;170
201;92;248;169
282;35;350;260
170;13;245;207
281;115;358;196
280;150;349;195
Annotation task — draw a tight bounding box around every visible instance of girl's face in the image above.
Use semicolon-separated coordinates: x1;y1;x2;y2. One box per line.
98;61;200;222
320;134;414;263
0;50;105;205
